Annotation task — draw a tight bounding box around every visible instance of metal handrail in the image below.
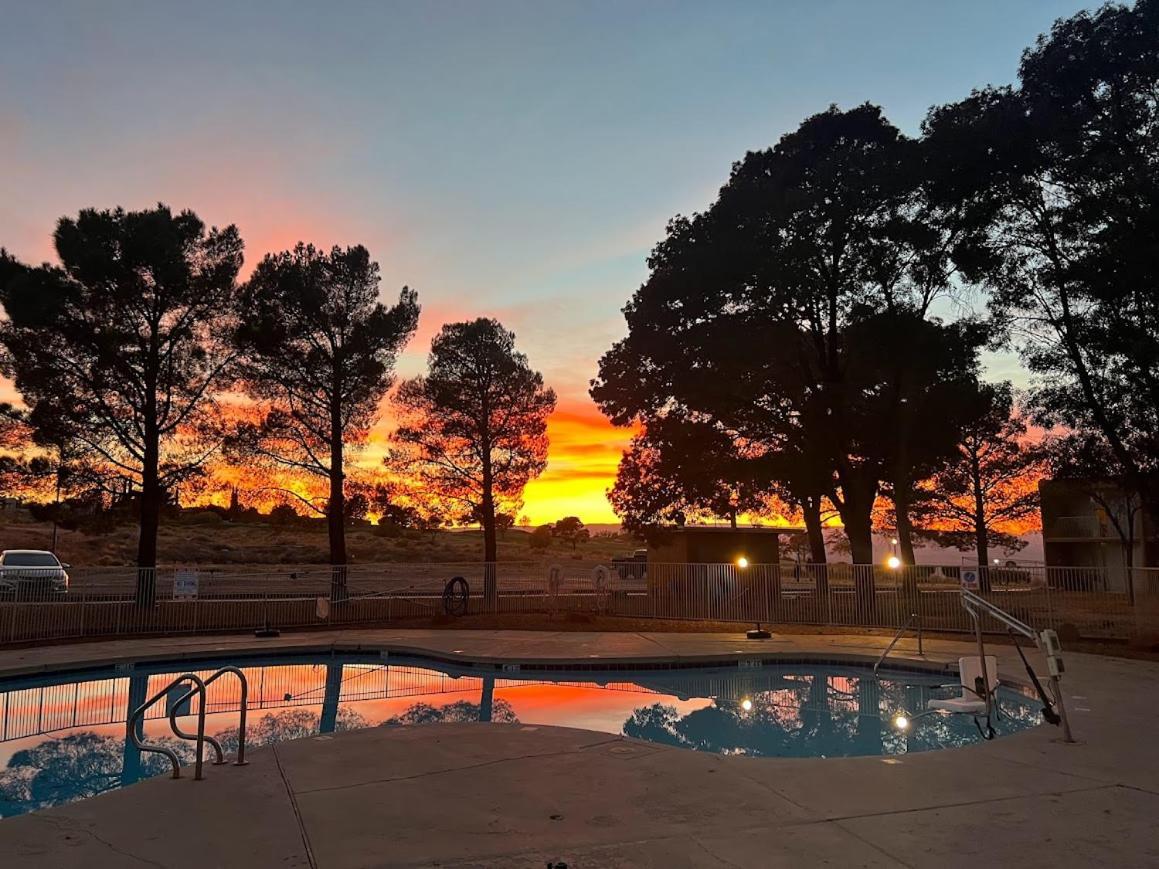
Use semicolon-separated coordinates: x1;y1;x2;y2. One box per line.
168;666;250;767
873;612;923;675
127;672;210;780
960;588;1036;641
126;666;250;781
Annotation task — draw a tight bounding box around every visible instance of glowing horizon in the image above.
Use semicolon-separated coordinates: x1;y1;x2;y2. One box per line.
0;1;1079;527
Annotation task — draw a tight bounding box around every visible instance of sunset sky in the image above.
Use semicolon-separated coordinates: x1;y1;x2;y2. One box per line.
0;1;1083;523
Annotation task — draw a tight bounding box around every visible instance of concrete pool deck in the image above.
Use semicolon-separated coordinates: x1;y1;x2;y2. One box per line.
1;629;1158;867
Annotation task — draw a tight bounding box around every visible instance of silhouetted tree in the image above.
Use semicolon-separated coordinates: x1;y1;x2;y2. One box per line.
551;516;589;550
923;0;1159;514
343;491;371;523
917;384;1044;588
0;404;44;504
232;243;418;599
389;319;555;604
528;525;553;550
0;205;243;604
608;417;774;537
458;503;516;537
593;105;987;598
850;311;989;565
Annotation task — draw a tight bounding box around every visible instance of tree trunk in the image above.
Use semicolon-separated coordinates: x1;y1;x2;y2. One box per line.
843;507;875;565
970;448;991;593
802;497;827;565
481;464;498;609
836;471;877;618
135;422;160;607
891;435;917;565
328;403;348;602
835;464;878;564
1124;502;1137;607
802;495;828;601
50;460;63;554
854;676;882;756
893;485;917;567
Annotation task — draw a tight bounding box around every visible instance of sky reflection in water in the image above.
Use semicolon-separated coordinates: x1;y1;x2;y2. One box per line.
0;655;1042;818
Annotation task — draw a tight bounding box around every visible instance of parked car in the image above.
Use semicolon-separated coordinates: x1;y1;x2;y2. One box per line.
611;550;648;581
0;550;70;599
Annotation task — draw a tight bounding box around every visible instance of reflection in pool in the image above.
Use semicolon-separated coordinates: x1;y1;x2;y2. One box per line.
0;654;1042;818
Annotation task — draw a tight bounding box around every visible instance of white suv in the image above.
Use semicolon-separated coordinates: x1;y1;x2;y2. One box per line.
0;550;70;598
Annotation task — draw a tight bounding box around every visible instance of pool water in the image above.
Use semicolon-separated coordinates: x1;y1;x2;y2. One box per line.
0;653;1042;819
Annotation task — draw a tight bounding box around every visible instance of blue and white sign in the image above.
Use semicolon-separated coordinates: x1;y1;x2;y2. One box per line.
961;567;980;590
173;568;199;600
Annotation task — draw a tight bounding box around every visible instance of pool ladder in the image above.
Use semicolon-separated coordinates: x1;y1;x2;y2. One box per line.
127;666;249;780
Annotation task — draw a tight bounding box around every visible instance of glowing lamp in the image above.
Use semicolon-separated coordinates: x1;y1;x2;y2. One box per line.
893;714;910;732
741;697;753;712
886;555;901;570
736;556;749;568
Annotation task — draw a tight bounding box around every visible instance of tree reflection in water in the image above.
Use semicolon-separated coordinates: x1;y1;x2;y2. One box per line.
0;732;192;817
383;698;518;725
623;674;1041;758
1;672;1040;817
0;708;371;817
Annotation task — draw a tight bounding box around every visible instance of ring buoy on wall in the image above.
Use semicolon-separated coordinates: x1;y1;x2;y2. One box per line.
547;564;563;596
442;575;470;616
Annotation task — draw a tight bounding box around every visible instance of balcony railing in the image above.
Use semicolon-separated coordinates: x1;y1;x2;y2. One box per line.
1045;515;1116;539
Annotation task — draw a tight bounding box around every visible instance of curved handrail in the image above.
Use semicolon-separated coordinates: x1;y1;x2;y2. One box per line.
168;666;250;766
127;672;209;780
873;612;922;676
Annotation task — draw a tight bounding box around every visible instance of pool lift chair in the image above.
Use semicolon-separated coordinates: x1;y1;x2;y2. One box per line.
927;654;1000;717
897;589;1074;743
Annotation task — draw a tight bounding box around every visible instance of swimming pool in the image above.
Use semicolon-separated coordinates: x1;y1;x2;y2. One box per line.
0;652;1042;819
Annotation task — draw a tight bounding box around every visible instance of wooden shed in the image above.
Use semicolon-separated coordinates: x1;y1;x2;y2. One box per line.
646;526;801;565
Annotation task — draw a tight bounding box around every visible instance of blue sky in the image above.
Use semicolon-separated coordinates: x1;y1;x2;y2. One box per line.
0;0;1088;519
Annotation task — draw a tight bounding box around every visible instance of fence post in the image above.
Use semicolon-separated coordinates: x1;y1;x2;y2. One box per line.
1044;568;1055;630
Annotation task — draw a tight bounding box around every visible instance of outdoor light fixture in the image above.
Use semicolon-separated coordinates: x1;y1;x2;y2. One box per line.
741;697;753;712
736;556;749;568
886;555;901;570
893;713;910;732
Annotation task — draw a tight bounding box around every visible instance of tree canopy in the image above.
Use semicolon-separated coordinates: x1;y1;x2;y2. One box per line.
593;104;989;573
232;242;419;590
389;318;555;600
922;0;1159;513
0;205;242;601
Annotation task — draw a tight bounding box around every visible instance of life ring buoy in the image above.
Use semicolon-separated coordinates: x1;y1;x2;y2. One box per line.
547;564;563;596
442;576;469;616
592;565;610;593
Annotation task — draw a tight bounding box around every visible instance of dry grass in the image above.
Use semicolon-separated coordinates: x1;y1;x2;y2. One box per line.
0;509;638;567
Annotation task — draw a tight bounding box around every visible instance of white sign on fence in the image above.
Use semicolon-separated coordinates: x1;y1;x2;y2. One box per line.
173;568;200;600
961;567;980;590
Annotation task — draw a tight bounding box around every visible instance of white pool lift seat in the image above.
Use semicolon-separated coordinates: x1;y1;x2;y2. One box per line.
927;655;999;715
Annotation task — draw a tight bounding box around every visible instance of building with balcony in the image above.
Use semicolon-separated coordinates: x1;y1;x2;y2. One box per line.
1039;479;1158;591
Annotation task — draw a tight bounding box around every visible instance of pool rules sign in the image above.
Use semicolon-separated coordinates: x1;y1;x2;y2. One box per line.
960;567;981;590
173;567;200;600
